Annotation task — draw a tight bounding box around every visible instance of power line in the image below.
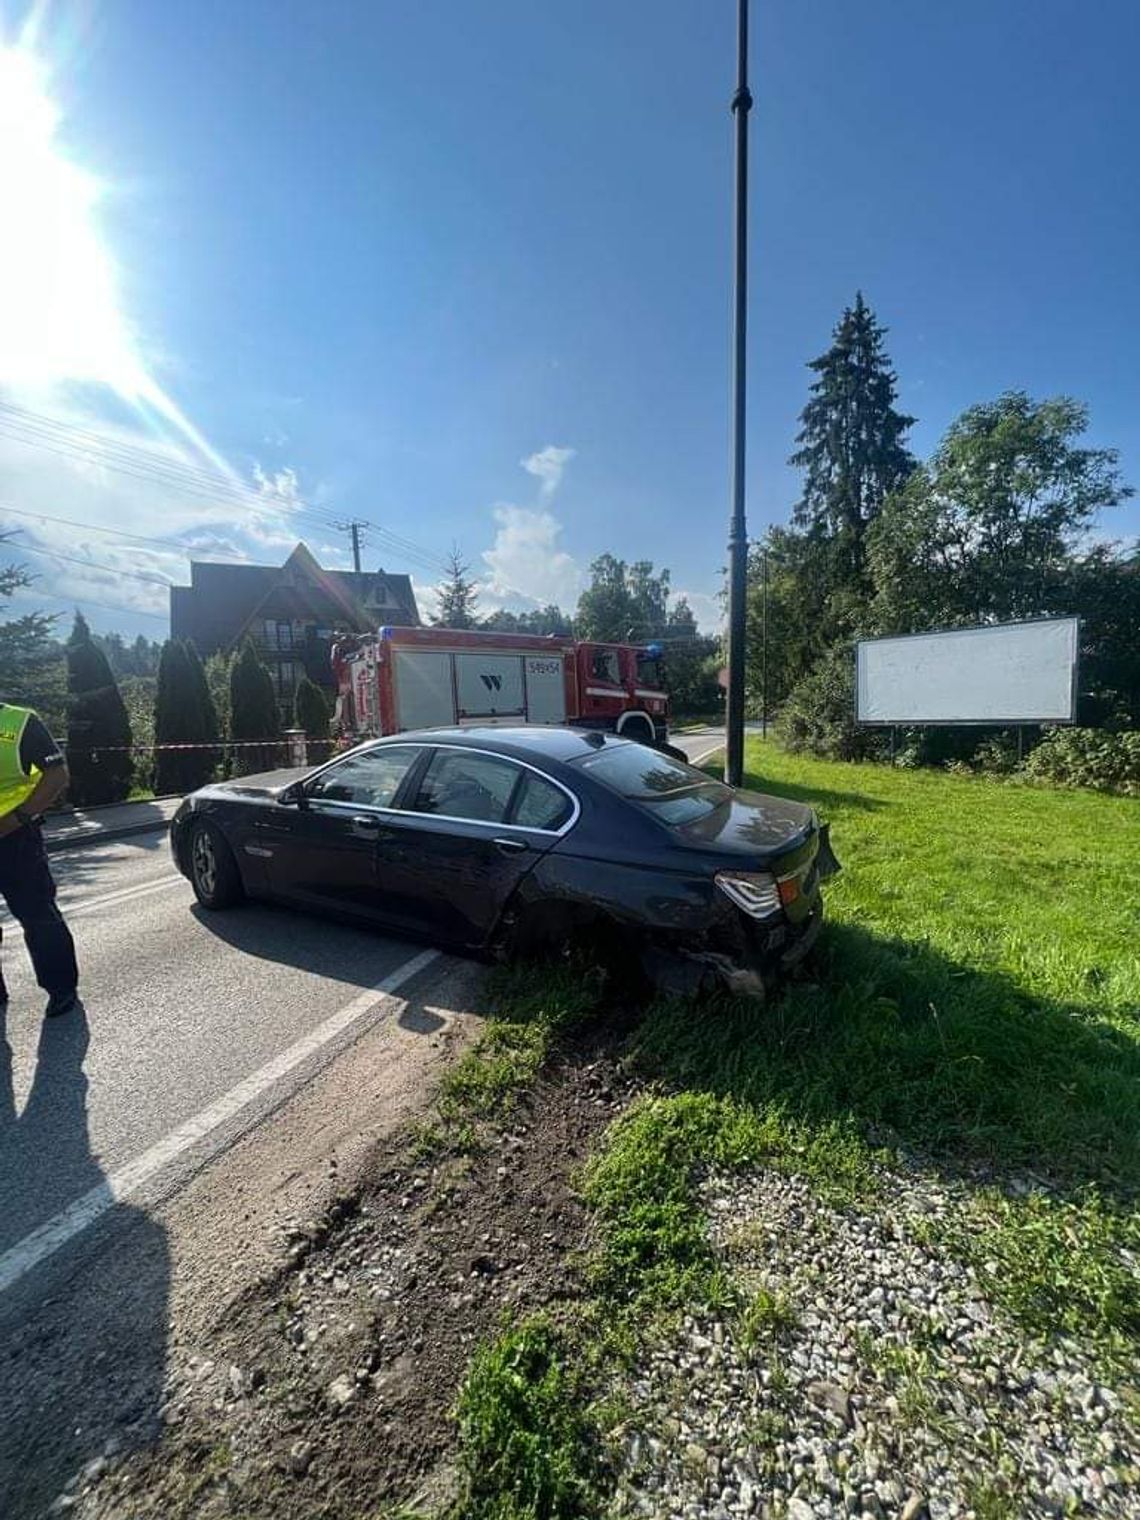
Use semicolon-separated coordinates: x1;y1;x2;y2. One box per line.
0;502;211;557
5;540;175;589
0;401;452;575
9;585;169;623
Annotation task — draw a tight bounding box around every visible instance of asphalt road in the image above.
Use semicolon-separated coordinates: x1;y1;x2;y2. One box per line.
2;728;728;1283
0;828;440;1293
2;728;727;1302
671;725;727;767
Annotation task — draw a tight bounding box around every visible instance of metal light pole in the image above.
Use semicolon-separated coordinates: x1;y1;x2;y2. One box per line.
724;0;752;786
761;545;769;740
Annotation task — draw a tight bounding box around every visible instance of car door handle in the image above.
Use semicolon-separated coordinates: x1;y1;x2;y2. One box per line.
352;814;381;834
493;837;529;855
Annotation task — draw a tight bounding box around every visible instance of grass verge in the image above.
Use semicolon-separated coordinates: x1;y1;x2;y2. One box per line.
585;739;1140;1360
447;739;1139;1514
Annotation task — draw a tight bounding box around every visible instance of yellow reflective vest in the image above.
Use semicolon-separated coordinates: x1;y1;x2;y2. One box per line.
0;704;42;820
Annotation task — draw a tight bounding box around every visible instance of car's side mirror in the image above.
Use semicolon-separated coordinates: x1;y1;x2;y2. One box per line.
279;781;308;807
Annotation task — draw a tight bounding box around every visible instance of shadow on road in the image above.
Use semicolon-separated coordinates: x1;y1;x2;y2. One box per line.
190;898;437;986
42;828;169;897
0;1006;171;1517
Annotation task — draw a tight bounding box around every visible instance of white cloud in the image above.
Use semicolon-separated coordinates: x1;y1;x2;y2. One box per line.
480;505;584;613
520;444;575;500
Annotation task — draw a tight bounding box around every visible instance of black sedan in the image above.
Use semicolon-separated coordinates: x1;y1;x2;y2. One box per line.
170;727;840;998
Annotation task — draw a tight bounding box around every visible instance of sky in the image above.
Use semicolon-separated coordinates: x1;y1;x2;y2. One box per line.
1;0;1138;641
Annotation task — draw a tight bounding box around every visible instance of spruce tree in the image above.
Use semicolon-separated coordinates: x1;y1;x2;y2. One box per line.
153;640;218;795
790;292;915;594
229;640;281;775
293;676;330;739
65;612;134;805
432;547;481;629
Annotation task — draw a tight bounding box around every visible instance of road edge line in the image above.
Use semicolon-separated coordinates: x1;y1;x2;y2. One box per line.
0;947;440;1297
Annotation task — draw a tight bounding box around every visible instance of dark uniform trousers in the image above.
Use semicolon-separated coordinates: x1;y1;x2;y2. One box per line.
0;820;79;998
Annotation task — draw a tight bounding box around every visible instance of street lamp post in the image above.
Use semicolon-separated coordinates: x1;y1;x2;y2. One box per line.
724;0;752;786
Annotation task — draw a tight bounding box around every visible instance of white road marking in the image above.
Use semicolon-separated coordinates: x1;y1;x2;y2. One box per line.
688;742;725;768
1;874;185;943
0;947;440;1296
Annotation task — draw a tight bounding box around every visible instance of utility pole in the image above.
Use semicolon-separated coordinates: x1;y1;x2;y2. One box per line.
724;0;752;787
335;519;366;576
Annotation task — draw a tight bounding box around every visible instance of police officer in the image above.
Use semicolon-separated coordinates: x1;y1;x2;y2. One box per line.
0;702;79;1017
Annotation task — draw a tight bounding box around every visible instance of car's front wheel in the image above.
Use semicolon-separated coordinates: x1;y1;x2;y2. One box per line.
187;819;244;909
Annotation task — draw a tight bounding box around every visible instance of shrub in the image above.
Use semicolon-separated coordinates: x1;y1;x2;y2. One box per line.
154;641;219;795
777;643;879;761
1024;726;1140;796
229;641;280;776
293;676;330;739
65;613;134;805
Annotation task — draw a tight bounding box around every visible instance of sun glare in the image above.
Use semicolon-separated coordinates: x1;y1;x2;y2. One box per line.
0;33;238;475
0;43;145;393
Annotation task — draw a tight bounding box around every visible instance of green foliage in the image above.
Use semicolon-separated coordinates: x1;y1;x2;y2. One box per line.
957;1189;1140;1351
777;643;877;761
585;738;1140;1356
228;640;280;776
94;631;162;678
735;1286;797;1355
575;555;671;643
153;641;219;795
483;604;574;636
788;291;915;649
204;652;232;741
65;613;133;805
583;1091;871;1312
292;675;330;738
453;1318;602;1520
0;610;66;732
433;546;481;630
868;392;1132;634
429;961;604;1151
1053;545;1140;727
1023;726;1140;795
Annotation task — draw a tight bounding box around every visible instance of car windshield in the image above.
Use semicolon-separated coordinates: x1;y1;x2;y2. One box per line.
573;743;731;827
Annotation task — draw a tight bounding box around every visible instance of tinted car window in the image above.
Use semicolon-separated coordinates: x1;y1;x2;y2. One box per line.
307;746;420;807
411;750;520;823
573;743;730;827
511;770;573;831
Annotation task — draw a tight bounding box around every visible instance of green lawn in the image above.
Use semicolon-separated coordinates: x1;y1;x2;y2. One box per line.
446;749;1140;1516
588;740;1140;1355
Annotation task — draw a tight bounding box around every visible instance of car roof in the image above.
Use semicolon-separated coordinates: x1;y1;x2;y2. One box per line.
364;725;631;765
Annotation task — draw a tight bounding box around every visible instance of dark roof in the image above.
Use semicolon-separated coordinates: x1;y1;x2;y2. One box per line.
169;543;420;653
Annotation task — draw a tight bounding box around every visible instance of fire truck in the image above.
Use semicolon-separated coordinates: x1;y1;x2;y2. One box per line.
332;625;672;748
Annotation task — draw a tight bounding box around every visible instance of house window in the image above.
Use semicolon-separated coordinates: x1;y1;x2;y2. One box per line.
271;660;303;698
261;620;296;651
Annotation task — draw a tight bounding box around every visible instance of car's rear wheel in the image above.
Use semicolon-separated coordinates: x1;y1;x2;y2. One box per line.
188;819;244;909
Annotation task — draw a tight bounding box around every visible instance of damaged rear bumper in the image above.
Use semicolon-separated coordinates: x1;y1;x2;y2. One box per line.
640;901;826;1001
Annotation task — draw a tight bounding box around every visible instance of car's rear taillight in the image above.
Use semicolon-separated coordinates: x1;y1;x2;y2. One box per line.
715;871;781;920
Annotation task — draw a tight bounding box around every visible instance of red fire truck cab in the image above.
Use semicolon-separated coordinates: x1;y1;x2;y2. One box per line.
332;626;671;748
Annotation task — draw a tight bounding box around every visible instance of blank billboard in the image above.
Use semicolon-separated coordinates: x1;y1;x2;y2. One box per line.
856;618;1079;725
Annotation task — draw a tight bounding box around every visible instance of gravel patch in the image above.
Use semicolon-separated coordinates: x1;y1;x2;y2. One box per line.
611;1167;1139;1519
